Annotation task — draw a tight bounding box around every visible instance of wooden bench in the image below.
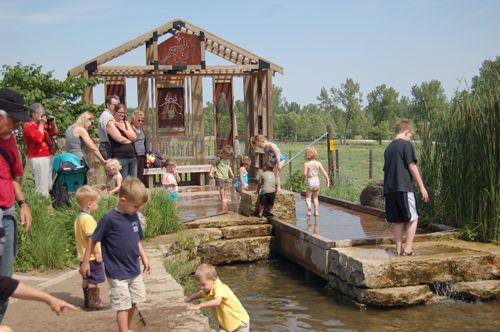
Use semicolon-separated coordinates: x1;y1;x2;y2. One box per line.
143;165;212;188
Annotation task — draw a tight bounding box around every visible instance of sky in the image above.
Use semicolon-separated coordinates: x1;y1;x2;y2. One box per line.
1;0;499;109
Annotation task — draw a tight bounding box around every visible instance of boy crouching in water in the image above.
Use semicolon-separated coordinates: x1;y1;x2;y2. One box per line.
80;178;152;332
74;185;110;310
177;263;250;332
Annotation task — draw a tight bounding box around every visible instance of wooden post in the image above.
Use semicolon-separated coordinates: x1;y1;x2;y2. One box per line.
137;77;149;150
336;149;340;178
289;149;292;175
192;76;204;164
327;125;334;177
369;148;373;180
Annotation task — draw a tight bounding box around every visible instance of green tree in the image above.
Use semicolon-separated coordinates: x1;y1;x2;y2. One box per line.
409;79;447;137
317;78;363;145
366;84;402;127
0;63;103;136
272;84;285;115
203;101;214;136
471;56;500;93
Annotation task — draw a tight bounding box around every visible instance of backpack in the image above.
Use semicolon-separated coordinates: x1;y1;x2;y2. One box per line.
148;150;163;168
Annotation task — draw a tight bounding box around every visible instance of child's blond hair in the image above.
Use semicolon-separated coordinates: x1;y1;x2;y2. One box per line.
105;159;122;172
161;158;176;169
304;146;319;160
250;134;268;152
221;145;234;157
238;155;251;168
75;185;101;207
395;119;415;135
194;263;218;281
118;178;148;204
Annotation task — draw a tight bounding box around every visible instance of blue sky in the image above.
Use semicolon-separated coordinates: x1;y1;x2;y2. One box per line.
1;0;499;108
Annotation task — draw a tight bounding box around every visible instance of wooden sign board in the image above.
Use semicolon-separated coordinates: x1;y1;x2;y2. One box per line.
158;33;201;66
157;87;185;131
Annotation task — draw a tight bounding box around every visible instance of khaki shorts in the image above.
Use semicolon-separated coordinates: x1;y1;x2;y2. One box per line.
215;178;230;188
218;322;249;332
108;274;147;311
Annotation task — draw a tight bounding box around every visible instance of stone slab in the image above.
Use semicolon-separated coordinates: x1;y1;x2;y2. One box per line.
198;236;275;265
448;280;500;300
222;224;273;239
238;192;297;222
330;240;500;289
184;213;267;229
328;274;433;306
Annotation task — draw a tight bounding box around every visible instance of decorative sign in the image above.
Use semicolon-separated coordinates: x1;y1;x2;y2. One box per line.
157;88;184;129
330;140;334;151
215;82;233;150
158;33;201;66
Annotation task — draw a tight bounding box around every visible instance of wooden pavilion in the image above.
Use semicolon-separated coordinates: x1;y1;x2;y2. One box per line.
68;18;283;181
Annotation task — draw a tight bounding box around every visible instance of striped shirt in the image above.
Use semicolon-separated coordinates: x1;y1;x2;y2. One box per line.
98;108;114;143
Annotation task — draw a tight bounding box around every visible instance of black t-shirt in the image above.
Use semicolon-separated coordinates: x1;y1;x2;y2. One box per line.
108;122;136;159
0;276;19;301
383;139;417;195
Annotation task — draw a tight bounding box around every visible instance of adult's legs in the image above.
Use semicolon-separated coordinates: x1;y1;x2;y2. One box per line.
128;157;138;179
136;155;145;183
305;189;313;217
117;158;130;181
28;156;52;197
393;222;404;255
404;219;418;254
312;190;320;216
0;217;15;323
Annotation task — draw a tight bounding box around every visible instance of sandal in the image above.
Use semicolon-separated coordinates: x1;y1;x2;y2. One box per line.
257;213;263;218
402;251;416;256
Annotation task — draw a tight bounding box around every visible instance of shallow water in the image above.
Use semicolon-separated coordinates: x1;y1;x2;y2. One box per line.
215;258;500;332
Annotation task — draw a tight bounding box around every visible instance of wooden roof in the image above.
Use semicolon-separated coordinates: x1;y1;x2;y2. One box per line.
68;18;283;77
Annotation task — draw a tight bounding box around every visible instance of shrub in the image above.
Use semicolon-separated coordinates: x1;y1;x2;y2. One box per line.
320;174;361;203
142;188;183;239
282;170;306;193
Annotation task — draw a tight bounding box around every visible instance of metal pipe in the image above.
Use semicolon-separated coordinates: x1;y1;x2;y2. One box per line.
283;132;328;168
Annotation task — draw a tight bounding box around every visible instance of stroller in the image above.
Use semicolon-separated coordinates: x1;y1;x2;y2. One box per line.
50;153;88;208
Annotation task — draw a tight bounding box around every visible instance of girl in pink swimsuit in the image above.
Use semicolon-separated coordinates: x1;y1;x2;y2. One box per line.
302;146;330;217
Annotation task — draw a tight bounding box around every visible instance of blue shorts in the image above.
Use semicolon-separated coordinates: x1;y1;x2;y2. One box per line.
168;193;179;201
80;260;106;284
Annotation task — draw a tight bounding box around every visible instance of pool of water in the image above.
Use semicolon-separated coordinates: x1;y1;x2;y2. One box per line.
215;258;500;332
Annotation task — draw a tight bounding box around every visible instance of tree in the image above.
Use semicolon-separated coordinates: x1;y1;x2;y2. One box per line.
272;84;285;115
0;63;103;137
203;101;214;136
366;84;402;128
409;80;447;137
317;78;363;145
471;56;500;93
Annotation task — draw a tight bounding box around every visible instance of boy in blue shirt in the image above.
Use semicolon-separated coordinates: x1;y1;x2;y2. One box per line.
80;178;151;332
383;119;428;256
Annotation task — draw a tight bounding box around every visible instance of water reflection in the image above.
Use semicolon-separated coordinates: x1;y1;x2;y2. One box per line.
306;216;319;234
216;258;500;332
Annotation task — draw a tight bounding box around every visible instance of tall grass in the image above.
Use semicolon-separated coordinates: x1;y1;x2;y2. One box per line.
419;84;500;243
142;188;183;239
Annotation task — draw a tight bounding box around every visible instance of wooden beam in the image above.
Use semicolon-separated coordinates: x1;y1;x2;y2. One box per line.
266;68;273;141
192;76;204;163
137;76;149;149
83;71;93;104
261;72;268;137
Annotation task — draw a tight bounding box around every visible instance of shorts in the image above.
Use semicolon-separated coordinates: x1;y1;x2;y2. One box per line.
168;193;179;201
234;181;247;191
215;178;230;188
260;192;276;207
307;180;320;191
108;275;147;311
385;191;419;223
217;322;250;332
80;260;106;284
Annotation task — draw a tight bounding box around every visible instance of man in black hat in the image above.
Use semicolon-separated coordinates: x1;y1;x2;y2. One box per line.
0;88;33;323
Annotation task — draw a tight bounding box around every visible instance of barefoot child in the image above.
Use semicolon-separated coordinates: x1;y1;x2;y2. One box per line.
161;159;181;201
74;185;110;310
234;155;251;198
80;178;152;332
250;135;286;193
255;161;277;218
209;145;235;203
177;264;250;332
302;146;330;217
101;159;122;196
383;119;428;256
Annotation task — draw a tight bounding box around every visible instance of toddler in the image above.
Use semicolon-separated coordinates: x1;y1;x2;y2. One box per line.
255;160;277;218
177;263;250;332
209;145;235;203
234;155;251;197
250;135;286;193
302;146;330;217
74;185;110;310
101;158;122;196
161;159;181;201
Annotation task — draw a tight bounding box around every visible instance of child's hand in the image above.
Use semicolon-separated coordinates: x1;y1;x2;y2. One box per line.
100;185;107;191
79;262;90;278
95;253;103;263
186;304;201;310
177;298;189;303
142;257;152;275
254;191;259;195
209;173;214;179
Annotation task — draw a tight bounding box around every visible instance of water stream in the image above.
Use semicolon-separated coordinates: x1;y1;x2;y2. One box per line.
215;258;500;332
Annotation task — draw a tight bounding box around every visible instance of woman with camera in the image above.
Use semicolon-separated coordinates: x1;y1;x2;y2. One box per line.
22;103;59;197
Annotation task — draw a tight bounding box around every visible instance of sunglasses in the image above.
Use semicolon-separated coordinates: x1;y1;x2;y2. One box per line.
137;120;144;122
116;111;126;115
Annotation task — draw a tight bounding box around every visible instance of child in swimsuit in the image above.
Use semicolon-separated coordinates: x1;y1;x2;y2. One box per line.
302;146;330;217
250;135;286;193
161;158;181;202
234;155;251;198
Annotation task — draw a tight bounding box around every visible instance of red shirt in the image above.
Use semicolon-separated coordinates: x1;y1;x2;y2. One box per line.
22;122;58;158
0;133;23;208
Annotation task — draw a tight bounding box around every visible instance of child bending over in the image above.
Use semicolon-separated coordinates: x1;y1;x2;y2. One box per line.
177;263;250;332
250;135;286;193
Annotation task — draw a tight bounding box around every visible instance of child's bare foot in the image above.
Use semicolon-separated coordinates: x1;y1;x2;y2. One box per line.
222;199;229;203
226;198;231;202
314;212;320;217
306;208;312;217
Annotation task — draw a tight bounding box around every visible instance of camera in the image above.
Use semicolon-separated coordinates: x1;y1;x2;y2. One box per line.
42;114;54;123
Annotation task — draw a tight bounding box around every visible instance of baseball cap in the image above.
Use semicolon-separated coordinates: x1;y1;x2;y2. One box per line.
0;88;31;122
